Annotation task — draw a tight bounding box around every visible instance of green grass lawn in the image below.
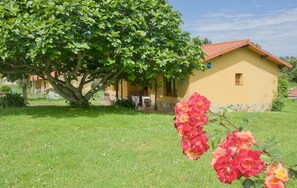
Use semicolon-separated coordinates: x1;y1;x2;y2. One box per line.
0;100;297;187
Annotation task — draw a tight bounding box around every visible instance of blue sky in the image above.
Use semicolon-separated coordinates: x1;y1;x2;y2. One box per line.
168;0;297;57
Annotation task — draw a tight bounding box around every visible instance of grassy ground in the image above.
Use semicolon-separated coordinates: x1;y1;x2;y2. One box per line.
28;98;110;106
0;100;297;187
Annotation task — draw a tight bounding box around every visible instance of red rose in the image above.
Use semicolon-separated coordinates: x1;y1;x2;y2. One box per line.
234;149;265;177
188;111;208;127
213;156;240;184
188;92;210;114
175;101;189;115
180;130;209;160
174;113;189;125
221;131;243;157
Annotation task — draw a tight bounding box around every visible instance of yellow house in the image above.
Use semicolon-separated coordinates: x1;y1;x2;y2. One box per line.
29;39;291;111
155;39;292;112
29;73;93;94
29;75;52;94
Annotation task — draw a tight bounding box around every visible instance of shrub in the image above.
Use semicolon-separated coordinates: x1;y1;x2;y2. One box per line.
271;97;285;112
0;92;28;108
0;85;11;93
271;77;288;111
278;77;289;98
114;98;136;109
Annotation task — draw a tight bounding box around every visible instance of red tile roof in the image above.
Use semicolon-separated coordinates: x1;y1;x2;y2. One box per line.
202;39;292;68
289;88;297;97
29;72;56;81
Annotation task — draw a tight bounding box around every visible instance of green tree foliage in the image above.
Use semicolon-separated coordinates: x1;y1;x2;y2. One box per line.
280;56;297;83
0;0;204;107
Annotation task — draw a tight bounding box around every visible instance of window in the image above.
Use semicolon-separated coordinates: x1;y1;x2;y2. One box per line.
206;62;212;70
165;78;177;96
235;73;243;85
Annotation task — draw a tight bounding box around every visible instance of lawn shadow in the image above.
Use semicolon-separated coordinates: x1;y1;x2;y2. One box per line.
0;105;167;119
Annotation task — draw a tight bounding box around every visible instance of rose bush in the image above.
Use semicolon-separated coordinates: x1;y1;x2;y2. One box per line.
173;92;295;187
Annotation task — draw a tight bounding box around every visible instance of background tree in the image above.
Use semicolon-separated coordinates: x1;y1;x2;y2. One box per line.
252;42;262;49
0;73;3;86
280;56;297;83
192;36;212;45
0;0;204;107
202;37;212;44
2;73;29;100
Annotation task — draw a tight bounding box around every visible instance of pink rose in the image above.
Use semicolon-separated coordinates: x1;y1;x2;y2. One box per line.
211;147;227;166
175;101;189;115
234;131;255;145
266;162;289;182
265;175;285;188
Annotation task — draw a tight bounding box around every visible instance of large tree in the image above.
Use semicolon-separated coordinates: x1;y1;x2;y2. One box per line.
0;0;204;107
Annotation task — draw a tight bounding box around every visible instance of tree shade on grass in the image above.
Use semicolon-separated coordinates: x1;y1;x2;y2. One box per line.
0;100;297;187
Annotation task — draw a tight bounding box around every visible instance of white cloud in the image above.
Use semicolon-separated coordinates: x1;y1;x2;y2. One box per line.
203;12;254;19
187;8;297;32
183;8;297;56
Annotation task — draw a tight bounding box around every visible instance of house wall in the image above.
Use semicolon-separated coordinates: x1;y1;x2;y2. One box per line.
30;76;94;94
191;48;278;111
70;77;94;94
155;74;191;112
156;47;279;112
104;80;139;100
30;79;52;94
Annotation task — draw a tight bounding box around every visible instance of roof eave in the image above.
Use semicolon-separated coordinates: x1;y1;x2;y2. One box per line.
247;42;293;68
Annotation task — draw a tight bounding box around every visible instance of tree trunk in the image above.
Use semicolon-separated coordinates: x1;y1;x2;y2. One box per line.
138;89;143;107
115;79;119;100
47;78;90;107
154;81;157;110
45;71;121;108
21;78;28;100
120;79;123;99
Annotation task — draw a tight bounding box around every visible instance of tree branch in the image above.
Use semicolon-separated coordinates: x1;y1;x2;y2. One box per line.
0;60;42;73
84;69;124;101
